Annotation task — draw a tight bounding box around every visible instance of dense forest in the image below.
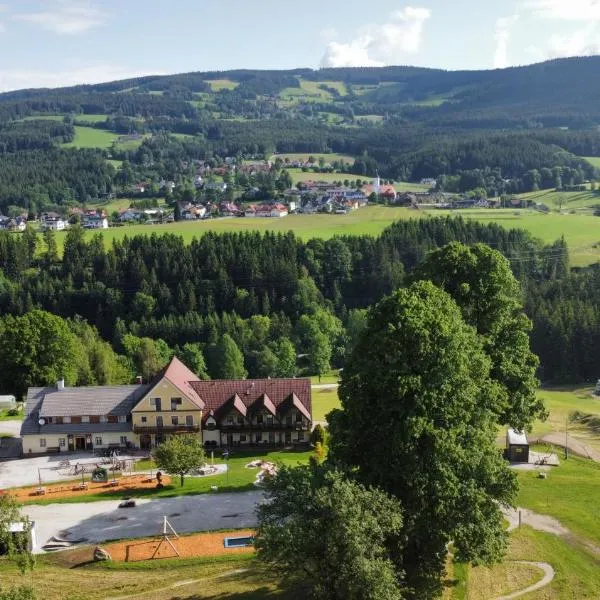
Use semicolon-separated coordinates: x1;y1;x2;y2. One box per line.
0;218;593;393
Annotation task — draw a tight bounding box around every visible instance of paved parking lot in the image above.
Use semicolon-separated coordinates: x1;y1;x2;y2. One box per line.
23;490;263;553
0;452;142;488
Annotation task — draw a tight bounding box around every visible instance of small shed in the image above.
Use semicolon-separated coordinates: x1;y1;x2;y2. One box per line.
506;428;529;463
0;395;16;410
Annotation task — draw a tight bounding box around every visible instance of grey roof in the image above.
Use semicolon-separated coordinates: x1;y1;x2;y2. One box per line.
21;384;149;437
507;428;528;446
39;385;149;418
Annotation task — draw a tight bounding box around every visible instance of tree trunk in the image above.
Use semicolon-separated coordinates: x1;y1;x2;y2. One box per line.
180;472;184;486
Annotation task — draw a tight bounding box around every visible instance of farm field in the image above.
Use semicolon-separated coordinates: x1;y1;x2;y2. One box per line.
73;114;109;123
204;79;239;91
517;187;599;211
63;126;116;149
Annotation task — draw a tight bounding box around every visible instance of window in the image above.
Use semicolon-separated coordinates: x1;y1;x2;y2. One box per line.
71;417;81;424
266;414;273;425
227;415;234;425
81;416;90;423
90;416;99;424
141;416;147;423
171;416;179;426
296;413;302;423
170;397;182;410
269;432;275;443
150;398;162;411
256;432;263;443
286;415;292;426
95;437;103;446
237;416;244;425
100;416;108;423
240;435;247;442
156;416;164;428
186;415;193;426
120;436;128;445
63;416;71;424
39;438;46;448
297;432;305;442
56;417;63;424
256;414;264;425
108;415;118;423
59;438;65;447
118;415;126;423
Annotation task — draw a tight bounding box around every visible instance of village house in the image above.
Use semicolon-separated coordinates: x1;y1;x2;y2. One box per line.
83;215;109;229
41;213;67;231
21;357;312;453
219;202;240;216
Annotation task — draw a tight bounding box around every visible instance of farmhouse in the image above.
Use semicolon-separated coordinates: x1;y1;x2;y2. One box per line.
83;215;109;229
41;213;67;231
21;357;312;454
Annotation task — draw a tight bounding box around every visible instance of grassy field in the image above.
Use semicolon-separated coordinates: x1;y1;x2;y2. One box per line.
49;206;418;253
0;554;297;600
0;408;21;421
271;153;354;164
517;452;600;546
22;115;64;122
312;387;341;422
205;79;239;91
63;126;116;149
461;526;600;599
21;449;311;505
518;187;599;211
583;156;600;168
429;208;600;266
73;114;109;123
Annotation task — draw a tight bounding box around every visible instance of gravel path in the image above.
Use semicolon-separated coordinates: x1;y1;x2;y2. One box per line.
494;561;555;600
503;507;570;535
535;432;600;463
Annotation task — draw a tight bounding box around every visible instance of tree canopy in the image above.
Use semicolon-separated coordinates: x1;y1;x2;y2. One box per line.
329;281;517;597
152;434;205;486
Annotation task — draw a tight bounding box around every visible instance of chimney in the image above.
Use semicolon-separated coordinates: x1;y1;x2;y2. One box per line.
57;379;65;390
135;376;143;384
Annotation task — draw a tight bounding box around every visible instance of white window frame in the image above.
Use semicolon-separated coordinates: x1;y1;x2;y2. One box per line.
59;438;66;447
39;438;46;448
63;416;71;424
95;436;103;446
81;416;90;423
118;415;126;423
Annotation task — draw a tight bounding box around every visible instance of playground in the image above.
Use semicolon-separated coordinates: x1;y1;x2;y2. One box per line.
7;473;172;502
102;528;256;562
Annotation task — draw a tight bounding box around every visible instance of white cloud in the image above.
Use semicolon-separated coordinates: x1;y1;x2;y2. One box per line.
319;27;339;42
0;64;162;92
493;14;519;68
547;24;600;57
320;6;432;68
524;0;600;20
14;0;108;35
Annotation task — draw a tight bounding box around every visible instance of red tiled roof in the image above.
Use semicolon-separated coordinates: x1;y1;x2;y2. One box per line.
190;378;311;421
154;356;206;410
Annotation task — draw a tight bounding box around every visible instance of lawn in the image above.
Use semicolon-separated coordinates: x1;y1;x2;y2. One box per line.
21;449;311;505
73;114;109;123
311;387;341;422
518;187;599;211
63;126;116;149
582;156;600;168
517;453;600;547
0;408;22;421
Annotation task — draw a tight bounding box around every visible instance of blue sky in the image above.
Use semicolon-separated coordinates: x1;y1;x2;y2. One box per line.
0;0;596;90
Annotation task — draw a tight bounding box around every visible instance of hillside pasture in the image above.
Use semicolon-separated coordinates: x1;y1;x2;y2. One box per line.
63;126;116;149
74;114;109;123
204;79;239;91
582;156;600;168
518;187;599;211
271;152;354;164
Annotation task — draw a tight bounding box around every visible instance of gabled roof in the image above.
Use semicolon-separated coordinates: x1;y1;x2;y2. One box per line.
145;356;206;410
190;379;311;422
215;393;248;419
250;392;276;416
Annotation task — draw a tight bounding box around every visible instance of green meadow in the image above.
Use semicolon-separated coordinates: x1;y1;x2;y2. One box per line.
63;126;116;149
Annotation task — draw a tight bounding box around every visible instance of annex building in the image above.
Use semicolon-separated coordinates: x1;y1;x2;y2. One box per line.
21;357;312;454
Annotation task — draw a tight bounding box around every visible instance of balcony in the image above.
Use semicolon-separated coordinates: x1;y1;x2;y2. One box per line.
220;422;310;431
133;424;200;434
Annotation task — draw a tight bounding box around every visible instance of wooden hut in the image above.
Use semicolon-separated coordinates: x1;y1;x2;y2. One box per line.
506;428;529;463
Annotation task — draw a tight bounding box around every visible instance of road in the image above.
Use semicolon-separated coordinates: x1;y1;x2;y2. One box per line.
23;490;263;553
533;432;600;463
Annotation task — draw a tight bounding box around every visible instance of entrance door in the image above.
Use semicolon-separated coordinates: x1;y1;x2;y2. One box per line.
75;436;86;451
140;434;152;450
227;434;233;447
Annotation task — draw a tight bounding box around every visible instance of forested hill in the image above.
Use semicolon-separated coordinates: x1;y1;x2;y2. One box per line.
2;57;600;213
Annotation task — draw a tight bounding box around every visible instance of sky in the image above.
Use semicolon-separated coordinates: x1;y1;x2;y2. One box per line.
0;0;597;91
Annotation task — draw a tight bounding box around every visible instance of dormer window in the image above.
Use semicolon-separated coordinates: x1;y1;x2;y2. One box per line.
256;414;264;425
227;415;234;425
266;414;273;424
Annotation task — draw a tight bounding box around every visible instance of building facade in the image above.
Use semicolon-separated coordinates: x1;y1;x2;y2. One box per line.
21;357;312;454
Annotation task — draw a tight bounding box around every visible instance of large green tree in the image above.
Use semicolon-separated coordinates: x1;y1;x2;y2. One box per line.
412;242;545;430
207;334;247;379
329;281;517;598
256;465;404;600
152;434;205;486
0;310;79;397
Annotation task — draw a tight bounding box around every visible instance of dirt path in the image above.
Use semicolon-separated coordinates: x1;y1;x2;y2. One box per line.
531;432;600;463
494;561;555;600
503;507;570;535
